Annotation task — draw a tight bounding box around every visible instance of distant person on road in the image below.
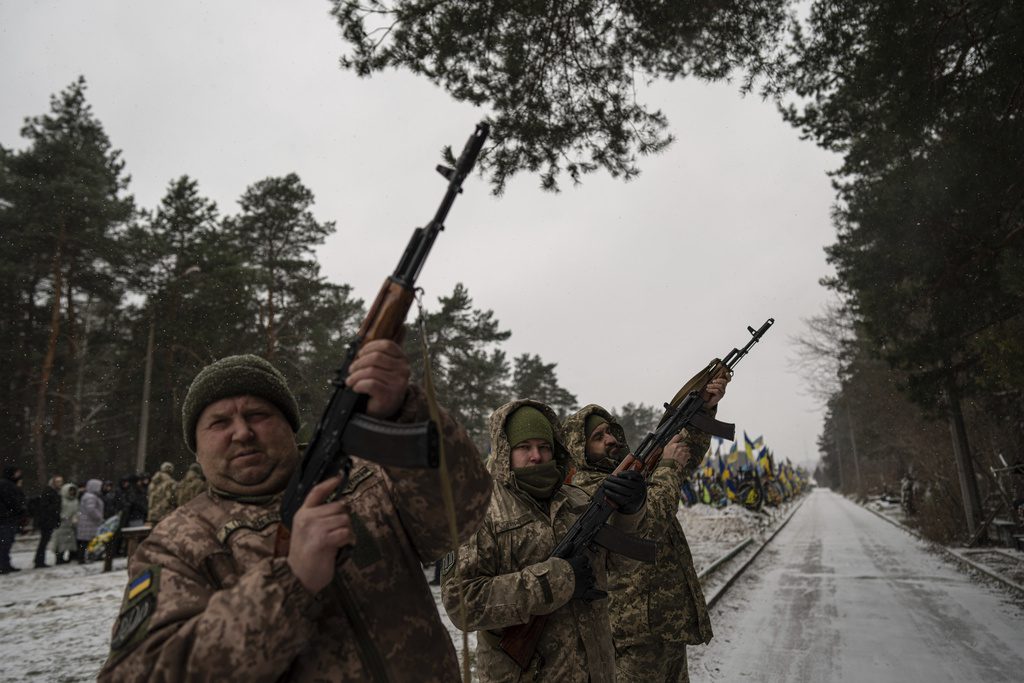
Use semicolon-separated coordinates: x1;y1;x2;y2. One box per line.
76;479;105;563
30;475;63;568
901;473;916;516
1;466;28;574
53;482;79;564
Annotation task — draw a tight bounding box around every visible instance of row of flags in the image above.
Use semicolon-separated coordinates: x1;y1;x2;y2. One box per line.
695;431;806;500
700;431;774;476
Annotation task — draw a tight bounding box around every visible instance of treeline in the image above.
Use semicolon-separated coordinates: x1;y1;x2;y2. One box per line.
0;78;598;489
782;2;1024;542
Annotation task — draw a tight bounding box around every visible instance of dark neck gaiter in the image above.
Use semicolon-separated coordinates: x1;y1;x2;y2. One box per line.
512;460;562;500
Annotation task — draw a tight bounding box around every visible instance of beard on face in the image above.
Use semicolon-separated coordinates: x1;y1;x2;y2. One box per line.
607;442;628;461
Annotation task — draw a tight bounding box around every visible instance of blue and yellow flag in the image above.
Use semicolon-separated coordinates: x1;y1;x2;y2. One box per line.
725;441;740;469
757;447;773;478
743;431;756;464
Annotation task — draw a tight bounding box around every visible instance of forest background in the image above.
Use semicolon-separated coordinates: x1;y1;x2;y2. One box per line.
2;0;1023;543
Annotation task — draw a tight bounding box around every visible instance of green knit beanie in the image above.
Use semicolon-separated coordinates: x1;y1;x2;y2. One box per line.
505;406;554;448
182;354;300;452
585;414;608;438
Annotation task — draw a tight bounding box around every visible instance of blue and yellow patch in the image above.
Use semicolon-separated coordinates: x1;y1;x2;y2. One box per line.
127;569;153;601
106;565;161;665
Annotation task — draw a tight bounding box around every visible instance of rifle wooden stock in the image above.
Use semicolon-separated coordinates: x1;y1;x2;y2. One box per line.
498;612;550;670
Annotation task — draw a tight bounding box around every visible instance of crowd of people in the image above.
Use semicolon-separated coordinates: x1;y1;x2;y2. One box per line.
0;462;206;573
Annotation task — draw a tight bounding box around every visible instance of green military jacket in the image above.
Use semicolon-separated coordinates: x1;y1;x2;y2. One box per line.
563;404;714;649
441;399;643;683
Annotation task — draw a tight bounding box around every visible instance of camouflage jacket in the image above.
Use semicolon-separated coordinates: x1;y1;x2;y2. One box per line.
147;471;178;524
175;468;207;507
563;404;714;648
441;399;643;683
99;387;492;682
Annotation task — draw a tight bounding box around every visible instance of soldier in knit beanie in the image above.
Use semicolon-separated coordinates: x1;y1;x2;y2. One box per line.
504;405;554;449
181;354;301;453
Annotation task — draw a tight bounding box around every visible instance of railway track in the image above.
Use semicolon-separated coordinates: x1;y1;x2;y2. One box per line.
860;500;1024;598
695;496;808;609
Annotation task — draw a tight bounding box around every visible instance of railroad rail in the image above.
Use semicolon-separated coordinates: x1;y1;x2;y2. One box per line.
696;496;808;609
861;500;1024;598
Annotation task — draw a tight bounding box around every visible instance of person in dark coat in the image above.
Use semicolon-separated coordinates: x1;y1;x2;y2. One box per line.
124;476;149;527
110;478;131;519
1;466;28;574
30;475;64;568
101;480;117;517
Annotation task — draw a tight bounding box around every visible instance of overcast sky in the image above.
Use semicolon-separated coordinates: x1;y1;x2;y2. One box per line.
1;1;840;470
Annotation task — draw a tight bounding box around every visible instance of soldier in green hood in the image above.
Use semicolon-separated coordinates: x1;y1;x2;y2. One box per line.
562;376;727;683
441;399;647;682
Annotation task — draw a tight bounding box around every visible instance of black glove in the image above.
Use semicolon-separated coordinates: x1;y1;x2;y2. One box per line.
567;553;607;602
602;470;647;514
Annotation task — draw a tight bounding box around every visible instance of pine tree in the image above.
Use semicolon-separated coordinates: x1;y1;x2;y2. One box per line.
227;173;335;360
1;77;134;485
329;0;789;190
406;283;511;450
612;402;661;452
510;353;577;419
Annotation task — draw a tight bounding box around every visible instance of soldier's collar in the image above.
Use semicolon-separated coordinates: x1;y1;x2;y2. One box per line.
209;485;280;505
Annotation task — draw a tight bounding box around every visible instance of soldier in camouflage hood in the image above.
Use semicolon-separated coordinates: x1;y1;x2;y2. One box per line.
99;344;492;682
442;399;647;682
174;462;207;507
146;461;177;525
563;378;727;683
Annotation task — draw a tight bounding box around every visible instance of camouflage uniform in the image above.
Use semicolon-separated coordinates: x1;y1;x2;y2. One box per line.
174;464;206;507
563;404;714;683
441;399;643;683
99;386;491;682
146;463;178;525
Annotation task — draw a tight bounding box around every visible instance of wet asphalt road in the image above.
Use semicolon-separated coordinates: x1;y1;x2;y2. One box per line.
689;489;1024;682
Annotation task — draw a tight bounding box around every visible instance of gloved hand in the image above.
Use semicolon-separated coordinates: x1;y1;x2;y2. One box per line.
567;553;607;602
602;470;647;514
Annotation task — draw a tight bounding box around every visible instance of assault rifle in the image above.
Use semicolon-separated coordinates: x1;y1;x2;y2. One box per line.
279;123;489;533
499;318;774;670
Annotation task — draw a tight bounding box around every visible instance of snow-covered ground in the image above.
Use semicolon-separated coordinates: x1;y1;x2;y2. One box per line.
1;538;126;682
0;501;776;681
690;489;1024;682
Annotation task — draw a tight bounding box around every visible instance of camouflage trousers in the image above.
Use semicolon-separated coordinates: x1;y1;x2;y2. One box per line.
614;639;689;683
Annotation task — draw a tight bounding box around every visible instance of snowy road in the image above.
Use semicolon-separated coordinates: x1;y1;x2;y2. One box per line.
689;488;1024;682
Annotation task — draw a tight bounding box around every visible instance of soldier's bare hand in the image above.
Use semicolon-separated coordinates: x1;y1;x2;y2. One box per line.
287;475;354;593
346;339;411;418
700;376;729;408
661;433;693;469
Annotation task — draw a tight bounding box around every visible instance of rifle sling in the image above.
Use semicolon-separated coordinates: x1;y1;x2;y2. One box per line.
341;414;439;469
688;412;735;441
592;524;657;563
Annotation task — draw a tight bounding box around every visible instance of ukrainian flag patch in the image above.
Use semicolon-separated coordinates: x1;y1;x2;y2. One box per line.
108;565;162;663
128;569;153;600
